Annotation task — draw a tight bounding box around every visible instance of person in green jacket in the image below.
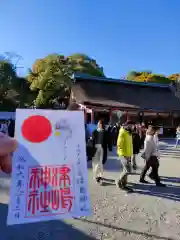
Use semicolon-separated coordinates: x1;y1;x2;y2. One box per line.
116;120;135;192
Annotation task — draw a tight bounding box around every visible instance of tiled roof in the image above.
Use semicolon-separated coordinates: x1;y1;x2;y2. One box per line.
73;73;171;89
72;75;180;112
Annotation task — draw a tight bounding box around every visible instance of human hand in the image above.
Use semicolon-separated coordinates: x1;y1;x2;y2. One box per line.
0;132;17;174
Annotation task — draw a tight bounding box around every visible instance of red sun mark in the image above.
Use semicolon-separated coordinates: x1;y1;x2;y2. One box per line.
21;115;52;143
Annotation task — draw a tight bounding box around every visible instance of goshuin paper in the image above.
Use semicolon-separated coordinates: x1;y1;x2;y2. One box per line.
7;109;91;225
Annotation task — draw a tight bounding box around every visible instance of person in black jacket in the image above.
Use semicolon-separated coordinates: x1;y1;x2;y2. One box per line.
92;119;112;184
85;124;96;161
132;126;141;170
8;120;15;137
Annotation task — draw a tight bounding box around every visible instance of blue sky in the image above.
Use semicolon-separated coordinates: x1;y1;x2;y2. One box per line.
0;0;180;78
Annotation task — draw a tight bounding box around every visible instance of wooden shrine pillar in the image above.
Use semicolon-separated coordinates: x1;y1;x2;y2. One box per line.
109;109;112;123
171;112;174;127
91;110;94;123
140;111;144;123
126;111;130;121
84;110;88;123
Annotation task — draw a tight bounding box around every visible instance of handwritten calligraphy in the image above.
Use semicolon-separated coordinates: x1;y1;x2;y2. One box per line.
25;165;74;218
13;155;26;219
56;119;72;161
75;144;88;212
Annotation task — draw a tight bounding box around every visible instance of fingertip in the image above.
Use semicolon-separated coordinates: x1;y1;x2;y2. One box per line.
0;155;12;174
0;132;5;138
11;138;18;151
0;136;18;156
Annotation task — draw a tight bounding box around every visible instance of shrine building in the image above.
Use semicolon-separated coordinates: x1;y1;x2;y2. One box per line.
71;73;180;137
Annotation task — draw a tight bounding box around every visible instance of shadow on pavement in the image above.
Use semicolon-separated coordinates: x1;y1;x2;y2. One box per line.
159;139;176;145
76;218;176;240
0;202;96;240
104;158;121;172
160;148;180;153
129;174;180;184
156;150;180;159
100;175;180;202
160;176;180;183
160;154;180;159
131;183;180;202
87;158;122;172
101;178;115;186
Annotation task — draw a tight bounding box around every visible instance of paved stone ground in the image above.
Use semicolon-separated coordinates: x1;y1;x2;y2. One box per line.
1;140;180;239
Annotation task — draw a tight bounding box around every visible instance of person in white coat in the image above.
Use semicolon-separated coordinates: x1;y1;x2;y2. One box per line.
175;125;180;148
154;128;160;150
140;126;165;186
148;127;160;180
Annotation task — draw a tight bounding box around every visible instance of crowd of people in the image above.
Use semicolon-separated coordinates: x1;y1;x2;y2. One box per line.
0;120;15;137
88;119;166;192
0;111;178;193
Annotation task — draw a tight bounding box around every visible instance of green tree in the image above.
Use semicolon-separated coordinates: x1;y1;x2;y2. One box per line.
0;60;34;110
0;60;18;110
147;74;171;84
14;77;37;108
27;53;105;108
27;54;72;108
0;61;16;97
126;71;142;80
126;71;172;84
67;53;105;77
168;74;180;81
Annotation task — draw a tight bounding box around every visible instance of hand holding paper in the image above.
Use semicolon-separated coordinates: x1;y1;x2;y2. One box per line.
7;109;91;225
0;132;17;173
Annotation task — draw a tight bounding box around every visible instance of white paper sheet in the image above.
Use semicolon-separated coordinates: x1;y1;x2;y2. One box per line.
7;109;91;225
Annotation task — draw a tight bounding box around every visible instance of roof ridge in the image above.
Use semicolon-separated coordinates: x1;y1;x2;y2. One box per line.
73;73;170;89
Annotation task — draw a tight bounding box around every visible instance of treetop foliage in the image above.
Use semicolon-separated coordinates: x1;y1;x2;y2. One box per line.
126;71;180;84
0;51;180;111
